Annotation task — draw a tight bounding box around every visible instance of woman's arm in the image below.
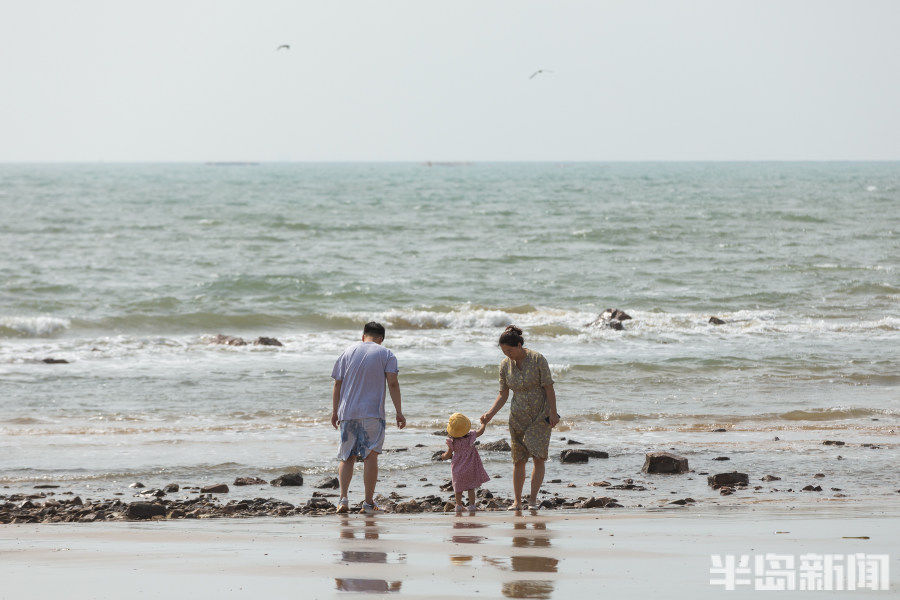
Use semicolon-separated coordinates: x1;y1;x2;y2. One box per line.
544;384;559;427
481;386;510;425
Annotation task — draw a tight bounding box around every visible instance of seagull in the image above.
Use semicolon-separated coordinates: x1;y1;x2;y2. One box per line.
275;44;290;51
529;69;553;80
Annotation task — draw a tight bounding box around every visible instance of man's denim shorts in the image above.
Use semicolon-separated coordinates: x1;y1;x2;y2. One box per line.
337;418;386;460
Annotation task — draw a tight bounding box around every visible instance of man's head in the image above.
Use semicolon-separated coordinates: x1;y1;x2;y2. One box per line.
362;321;386;344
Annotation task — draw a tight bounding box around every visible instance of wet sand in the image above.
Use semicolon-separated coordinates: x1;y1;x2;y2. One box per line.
2;505;896;599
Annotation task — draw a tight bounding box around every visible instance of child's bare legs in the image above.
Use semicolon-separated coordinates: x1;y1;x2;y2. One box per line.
467;489;476;505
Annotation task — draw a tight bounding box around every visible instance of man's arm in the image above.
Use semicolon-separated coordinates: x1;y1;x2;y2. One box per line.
331;380;342;429
386;372;405;429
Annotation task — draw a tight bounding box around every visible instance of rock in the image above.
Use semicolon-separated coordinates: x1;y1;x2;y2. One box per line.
566;439;583;445
669;497;696;505
548;479;562;483
270;472;304;487
200;484;229;494
861;443;880;449
814;473;825;478
209;334;247;346
712;428;727;432
708;472;749;489
560;449;589;463
314;477;339;489
590;481;611;487
125;502;166;520
129;482;145;488
823;440;845;446
41;358;69;364
600;308;631;321
761;475;781;481
608;480;647;491
233;477;268;486
579;496;621;509
253;337;283;347
163;483;179;493
33;484;60;489
432;430;447;436
713;456;730;461
708;317;726;325
439;480;453;492
642;451;689;474
479;439;511;452
431;451;446;461
305;497;335;510
802;485;822;492
606;320;625;330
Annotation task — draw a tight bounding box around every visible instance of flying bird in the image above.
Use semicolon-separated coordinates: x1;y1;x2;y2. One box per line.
529;69;553;80
275;44;290;51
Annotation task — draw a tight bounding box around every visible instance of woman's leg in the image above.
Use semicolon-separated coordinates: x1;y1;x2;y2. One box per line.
512;459;527;507
528;456;545;506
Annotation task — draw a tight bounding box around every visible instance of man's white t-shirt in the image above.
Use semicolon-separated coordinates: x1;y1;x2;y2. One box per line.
331;341;399;421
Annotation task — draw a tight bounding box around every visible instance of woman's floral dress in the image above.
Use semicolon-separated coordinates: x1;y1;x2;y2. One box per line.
499;348;554;462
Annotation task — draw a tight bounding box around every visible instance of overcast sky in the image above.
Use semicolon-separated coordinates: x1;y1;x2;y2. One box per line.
1;1;898;161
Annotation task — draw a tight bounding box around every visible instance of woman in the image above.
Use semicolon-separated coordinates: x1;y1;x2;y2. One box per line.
480;325;559;510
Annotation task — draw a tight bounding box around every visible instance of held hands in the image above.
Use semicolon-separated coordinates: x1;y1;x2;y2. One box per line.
396;412;406;429
479;411;493;425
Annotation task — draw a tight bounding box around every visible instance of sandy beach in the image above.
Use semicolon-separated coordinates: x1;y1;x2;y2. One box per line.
2;504;896;599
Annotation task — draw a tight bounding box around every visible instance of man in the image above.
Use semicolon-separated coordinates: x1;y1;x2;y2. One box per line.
331;321;405;514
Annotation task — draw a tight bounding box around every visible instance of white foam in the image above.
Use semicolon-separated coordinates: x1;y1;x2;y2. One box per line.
0;316;70;336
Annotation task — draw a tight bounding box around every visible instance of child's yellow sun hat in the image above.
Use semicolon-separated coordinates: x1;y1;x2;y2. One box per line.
447;413;471;438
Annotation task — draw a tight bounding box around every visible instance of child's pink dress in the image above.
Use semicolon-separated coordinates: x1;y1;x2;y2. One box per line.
447;432;491;493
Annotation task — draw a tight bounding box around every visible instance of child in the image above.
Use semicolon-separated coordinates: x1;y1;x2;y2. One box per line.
441;412;491;515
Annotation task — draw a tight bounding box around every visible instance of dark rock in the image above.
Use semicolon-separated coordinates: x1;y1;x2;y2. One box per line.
713;456;730;461
712;428;727;432
669;497;695;505
129;482;145;488
802;485;822;492
253;336;283;347
233;477;268;486
708;317;726;325
163;483;179;493
439;480;453;492
579;496;621;508
314;477;339;489
814;473;825;478
566;439;583;445
431;450;446;461
33;484;60;489
642;451;689;474
41;358;69;364
383;448;408;453
606;320;624;330
560;449;588;463
432;430;447;436
823;440;845;446
125;502;166;520
761;475;781;481
270;472;304;487
608;480;647;491
600;308;632;321
200;484;229;494
305;497;335;510
414;443;425;447
548;479;562;483
209;334;247;346
861;443;880;449
707;472;749;489
479;439;511;452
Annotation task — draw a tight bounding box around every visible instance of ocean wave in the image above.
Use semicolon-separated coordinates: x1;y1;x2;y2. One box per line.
578;407;897;423
0;316;71;337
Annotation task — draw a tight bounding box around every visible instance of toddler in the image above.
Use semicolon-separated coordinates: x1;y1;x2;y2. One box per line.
441;412;491;515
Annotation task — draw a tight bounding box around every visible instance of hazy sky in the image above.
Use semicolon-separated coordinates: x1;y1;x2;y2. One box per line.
1;1;898;161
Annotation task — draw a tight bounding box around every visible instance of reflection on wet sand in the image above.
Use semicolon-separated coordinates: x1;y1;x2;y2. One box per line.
449;520;488;544
335;517;402;593
503;521;556;599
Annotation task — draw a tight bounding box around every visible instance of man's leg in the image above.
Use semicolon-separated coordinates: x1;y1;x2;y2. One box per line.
338;456;356;500
529;456;545;506
363;451;379;505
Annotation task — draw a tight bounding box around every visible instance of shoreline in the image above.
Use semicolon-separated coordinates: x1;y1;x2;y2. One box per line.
3;506;896;599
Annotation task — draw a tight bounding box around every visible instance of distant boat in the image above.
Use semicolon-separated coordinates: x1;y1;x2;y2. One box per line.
204;162;260;166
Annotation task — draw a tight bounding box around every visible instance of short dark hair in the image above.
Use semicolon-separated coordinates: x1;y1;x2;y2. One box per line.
363;321;386;339
498;324;524;347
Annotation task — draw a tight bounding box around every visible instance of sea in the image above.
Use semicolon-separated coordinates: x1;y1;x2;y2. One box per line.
1;162;897;506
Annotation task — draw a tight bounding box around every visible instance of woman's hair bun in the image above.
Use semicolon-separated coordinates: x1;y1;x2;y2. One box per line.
499;324;525;347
